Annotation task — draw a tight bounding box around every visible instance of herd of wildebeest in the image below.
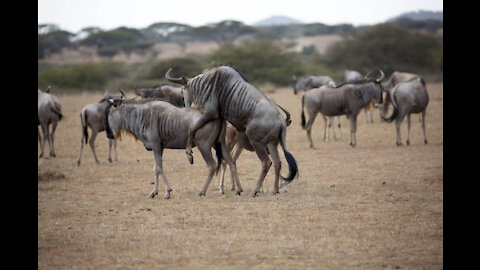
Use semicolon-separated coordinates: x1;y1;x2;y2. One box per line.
38;66;429;199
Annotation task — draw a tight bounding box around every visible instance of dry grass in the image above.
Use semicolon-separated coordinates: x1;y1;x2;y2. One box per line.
38;83;443;269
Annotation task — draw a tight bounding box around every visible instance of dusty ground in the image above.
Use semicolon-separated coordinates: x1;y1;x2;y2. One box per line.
38;83;443;269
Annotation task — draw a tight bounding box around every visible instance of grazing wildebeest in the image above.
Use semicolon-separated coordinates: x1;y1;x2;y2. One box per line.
103;91;239;199
38;86;63;158
344;70;375;123
292;74;336;95
166;65;298;197
217;104;292;194
301;70;385;148
380;77;429;146
76;91;126;166
134;84;185;107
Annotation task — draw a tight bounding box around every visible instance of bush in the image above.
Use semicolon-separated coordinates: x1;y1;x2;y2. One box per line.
139;57;205;82
322;23;443;76
207;39;305;86
38;62;128;91
79;27;153;57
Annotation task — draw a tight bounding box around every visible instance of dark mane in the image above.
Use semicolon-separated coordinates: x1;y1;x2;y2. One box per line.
335;78;376;88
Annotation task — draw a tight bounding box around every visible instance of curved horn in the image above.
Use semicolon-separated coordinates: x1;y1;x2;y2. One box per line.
364;71;372;80
119;89;127;99
165;68;188;85
104;90;113;104
376;70;385;82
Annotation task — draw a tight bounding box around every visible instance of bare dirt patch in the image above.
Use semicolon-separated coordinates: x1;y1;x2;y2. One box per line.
38;83;443;269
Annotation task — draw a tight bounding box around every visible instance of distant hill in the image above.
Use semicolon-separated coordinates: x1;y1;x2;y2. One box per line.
387;10;443;22
253;16;303;26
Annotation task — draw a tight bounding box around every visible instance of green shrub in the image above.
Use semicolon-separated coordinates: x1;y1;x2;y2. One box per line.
322;23;442;76
139;57;205;82
38;62;128;91
207;39;305;86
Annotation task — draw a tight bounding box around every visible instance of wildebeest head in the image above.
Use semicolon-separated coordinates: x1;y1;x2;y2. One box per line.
292;75;311;95
364;70;385;104
104;90;127;140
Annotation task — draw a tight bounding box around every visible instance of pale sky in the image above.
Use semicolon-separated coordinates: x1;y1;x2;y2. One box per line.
38;0;443;33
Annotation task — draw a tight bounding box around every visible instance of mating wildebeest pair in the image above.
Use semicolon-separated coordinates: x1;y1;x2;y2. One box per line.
104;65;298;199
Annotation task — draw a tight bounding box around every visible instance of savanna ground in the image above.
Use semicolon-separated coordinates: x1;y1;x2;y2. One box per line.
38;83;443;269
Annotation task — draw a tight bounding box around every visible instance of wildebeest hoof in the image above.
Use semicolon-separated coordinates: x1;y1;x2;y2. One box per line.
396;142;403;146
198;192;206;197
77;160;81;166
187;153;194;164
163;194;170;199
236;191;241;196
424;140;428;144
406;140;410;146
147;191;158;199
108;157;112;163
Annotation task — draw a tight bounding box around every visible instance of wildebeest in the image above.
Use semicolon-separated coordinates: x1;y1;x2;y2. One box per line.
134;84;185;107
380;77;429;146
166;65;298;197
103;91;239;199
38;86;63;158
386;71;425;122
387;71;420;89
217;104;292;194
292;74;336;95
344;70;376;123
76;91;126;166
301;70;385;148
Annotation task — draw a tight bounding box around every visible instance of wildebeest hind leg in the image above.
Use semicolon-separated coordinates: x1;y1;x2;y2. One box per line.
267;143;281;195
197;145;217;197
251;142;272;197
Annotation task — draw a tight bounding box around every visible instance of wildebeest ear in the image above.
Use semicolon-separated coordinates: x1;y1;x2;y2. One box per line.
46;85;51;93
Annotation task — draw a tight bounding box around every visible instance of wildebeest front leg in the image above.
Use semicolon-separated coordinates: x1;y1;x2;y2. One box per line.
149;148;172;199
349;114;358;147
186;111;218;164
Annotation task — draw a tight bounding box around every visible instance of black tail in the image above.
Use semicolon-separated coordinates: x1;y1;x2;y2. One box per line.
281;150;298;182
214;140;223;175
82;112;89;144
381;106;398;122
419;77;426;87
279;126;298;182
301;95;306;129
